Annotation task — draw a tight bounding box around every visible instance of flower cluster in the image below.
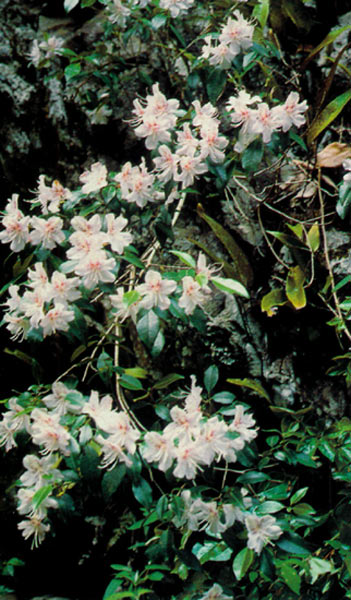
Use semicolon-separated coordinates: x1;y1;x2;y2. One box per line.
227;90;308;146
141;376;257;479
201;11;254;69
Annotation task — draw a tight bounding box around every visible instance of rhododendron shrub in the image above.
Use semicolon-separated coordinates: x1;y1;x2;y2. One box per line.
2;0;351;598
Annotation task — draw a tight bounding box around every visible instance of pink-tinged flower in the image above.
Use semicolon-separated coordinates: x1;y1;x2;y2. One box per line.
82;391;114;422
3;313;30;341
95;433;132;470
159;0;195;18
42;381;80;416
114;162;137;196
34;175;71;214
49;271;81;305
0;196;30;252
137;270;177;310
192;101;219;129
178;275;207;314
27;262;51;294
1;398;31;436
245;514;282;554
124;159;155;208
164;405;201;442
40;303;75;337
219;11;254;54
66;231;104;261
0;419;20;452
227;90;261;133
199;123;228;163
172;439;206;479
200;416;232;464
4;284;22;313
96;411;139;453
176;123;199;156
30;216;65;249
104;214;133;253
228;405;257;443
142;431;175;472
30;408;72;456
153;145;180;183
134;114;172;150
183;375;203;414
17;486;58;518
20;454;63;488
79;162;108;194
174;152;208;188
250;103;281;143
273;92;308;132
21;288;47;329
71;214;103;236
18;516;50;547
74;250;116;289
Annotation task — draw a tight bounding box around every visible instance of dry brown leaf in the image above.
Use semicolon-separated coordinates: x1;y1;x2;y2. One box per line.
316;142;351;168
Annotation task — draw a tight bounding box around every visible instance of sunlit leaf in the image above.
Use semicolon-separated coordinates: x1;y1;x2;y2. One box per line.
285;266;306;309
307;90;351;145
261;288;287;316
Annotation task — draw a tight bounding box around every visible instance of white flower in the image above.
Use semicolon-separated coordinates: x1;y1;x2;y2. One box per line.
245;514;282;554
104;213;133;253
178;275;207;314
74;250;116;289
30;216;65;249
199;583;232;600
273;92;308;132
142;431;175;471
40;303;75;337
79;162;108;194
18;516;50;547
137;270;177;310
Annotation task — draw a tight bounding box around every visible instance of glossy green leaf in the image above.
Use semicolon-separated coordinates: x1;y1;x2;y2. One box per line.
211;276;249;298
280;563;301;595
227;377;270;402
170;250;196;268
285;266;306;309
119;374;144;391
204;365;219;393
32;485;53;511
132;477;153;508
290;486;308;505
153;373;184;389
137;310;160;348
64;62;81;81
233;547;254;580
308;90;351;145
256;501;285;515
302;25;351;68
253;0;270;29
277;533;311;555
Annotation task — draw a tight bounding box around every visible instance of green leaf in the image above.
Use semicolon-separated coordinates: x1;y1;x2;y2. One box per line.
253;0;270;29
233;547;254;580
307;224;320;252
292;502;316;516
290;486;308;505
119;374;144;391
102;464;126;501
137;310;160;348
132;477;153;508
32;485;53;511
261;288;287;316
211;276;249;298
302;25;351;68
276;533;311;555
241;139;264;173
309;557;334;584
285;266;306;309
307;90;351;145
64;0;79;11
236;471;271;484
64;62;81;81
153;373;184;389
256;501;285;515
197;203;253;287
204;365;219;393
227;377;270;402
206;68;227;103
122;251;144;269
170;250;196;268
280;563;301;595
